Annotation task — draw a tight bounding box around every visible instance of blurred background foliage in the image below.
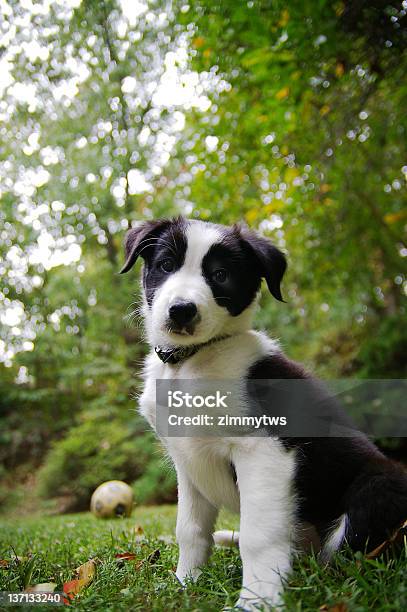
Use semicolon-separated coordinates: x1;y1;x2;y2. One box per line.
0;0;406;515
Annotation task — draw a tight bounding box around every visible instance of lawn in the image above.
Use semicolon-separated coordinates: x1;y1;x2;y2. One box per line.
0;505;406;611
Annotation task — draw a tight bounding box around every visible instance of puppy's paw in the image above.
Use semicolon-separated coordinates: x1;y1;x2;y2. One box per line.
231;589;283;611
175;566;202;586
229;597;266;611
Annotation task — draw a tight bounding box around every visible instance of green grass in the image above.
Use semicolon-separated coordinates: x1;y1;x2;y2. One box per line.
0;506;406;611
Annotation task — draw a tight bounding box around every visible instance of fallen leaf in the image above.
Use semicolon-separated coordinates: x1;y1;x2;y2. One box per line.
320;604;348;612
0;559;10;569
63;579;88;603
63;558;97;604
115;552;137;562
75;559;97;582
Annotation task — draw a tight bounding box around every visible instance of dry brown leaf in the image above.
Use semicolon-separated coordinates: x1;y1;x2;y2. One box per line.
74;559;97;582
63;558;97;604
115;552;137;562
0;559;10;569
320;604;348;612
63;579;88;603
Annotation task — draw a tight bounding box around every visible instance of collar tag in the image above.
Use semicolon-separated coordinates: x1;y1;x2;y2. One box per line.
154;345;197;365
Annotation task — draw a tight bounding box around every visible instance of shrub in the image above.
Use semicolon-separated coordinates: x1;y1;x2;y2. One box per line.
357;315;407;378
37;416;176;510
133;456;177;505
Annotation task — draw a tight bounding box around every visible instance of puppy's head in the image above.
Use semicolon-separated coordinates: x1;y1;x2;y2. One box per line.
120;217;286;346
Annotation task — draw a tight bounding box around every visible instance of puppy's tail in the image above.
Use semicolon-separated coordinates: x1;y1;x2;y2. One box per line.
345;461;407;552
321;461;407;560
213;530;239;547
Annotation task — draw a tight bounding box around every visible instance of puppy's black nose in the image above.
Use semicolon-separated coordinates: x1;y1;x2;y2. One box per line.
168;301;198;327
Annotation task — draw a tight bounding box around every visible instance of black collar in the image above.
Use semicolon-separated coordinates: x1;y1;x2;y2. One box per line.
155;335;229;365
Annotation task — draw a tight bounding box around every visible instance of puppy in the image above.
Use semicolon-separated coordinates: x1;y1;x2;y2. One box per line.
120;217;407;610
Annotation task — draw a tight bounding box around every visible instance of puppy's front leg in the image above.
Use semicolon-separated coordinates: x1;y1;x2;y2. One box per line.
175;467;218;584
232;439;295;610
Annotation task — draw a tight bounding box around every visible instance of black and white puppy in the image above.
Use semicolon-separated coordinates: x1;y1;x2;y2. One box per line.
120;217;407;610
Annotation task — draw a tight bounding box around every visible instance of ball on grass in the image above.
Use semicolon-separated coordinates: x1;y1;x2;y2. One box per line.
90;480;134;518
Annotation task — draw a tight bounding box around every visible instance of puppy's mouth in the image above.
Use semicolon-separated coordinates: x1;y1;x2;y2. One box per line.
165;313;202;339
167;324;196;337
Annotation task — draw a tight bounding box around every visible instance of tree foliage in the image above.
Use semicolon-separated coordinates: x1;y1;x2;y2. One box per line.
0;0;406;511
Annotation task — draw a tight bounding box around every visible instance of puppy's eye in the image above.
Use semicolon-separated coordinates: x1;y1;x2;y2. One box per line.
160;258;175;273
212;268;228;283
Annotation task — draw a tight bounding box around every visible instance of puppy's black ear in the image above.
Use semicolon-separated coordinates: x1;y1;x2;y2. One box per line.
239;227;287;302
119;219;172;274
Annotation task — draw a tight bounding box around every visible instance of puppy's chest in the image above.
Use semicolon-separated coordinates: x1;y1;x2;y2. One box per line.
170;437;240;512
138;333;276;511
139;360;241;511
